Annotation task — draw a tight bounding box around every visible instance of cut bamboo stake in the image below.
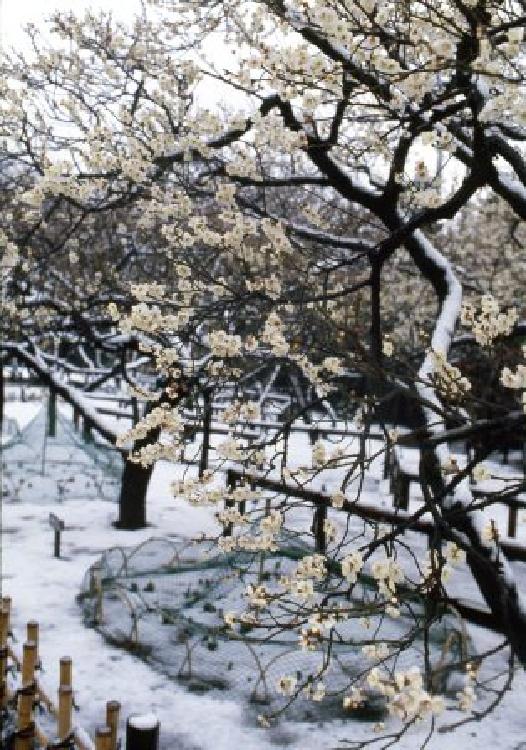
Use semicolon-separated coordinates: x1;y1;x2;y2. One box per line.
60;655;73;687
58;684;73;739
106;700;121;750
17;689;33;728
0;608;9;646
95;725;112;750
26;621;39;656
21;640;37;686
1;597;11;635
14;721;35;750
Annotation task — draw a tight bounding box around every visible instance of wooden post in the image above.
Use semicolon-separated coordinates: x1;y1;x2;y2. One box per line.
96;726;113;750
106;700;121;750
73;407;80;431
26;621;39;667
48;390;57;437
15;723;35;750
126;714;160;750
383;442;391;480
17;690;33;729
131;397;139;426
58;684;73;739
283;423;290;468
223;470;236;537
49;513;65;558
392;466;410;511
83;416;93;443
60;655;73;688
0;607;9;646
21;641;37;686
16;688;35;750
26;621;39;649
508;503;518;539
2;596;12;633
199;388;212;479
312;503;327;553
308;428;319;447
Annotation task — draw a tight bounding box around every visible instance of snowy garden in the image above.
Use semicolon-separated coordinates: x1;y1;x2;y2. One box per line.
1;2;526;749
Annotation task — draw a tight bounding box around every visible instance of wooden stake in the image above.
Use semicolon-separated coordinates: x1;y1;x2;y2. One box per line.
58;684;73;739
26;621;39;654
14;721;35;750
0;608;9;647
17;689;33;729
106;700;121;750
95;725;112;750
1;596;11;634
508;504;518;539
21;641;37;686
60;655;73;687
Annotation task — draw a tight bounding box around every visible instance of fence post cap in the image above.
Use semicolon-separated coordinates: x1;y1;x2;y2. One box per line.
127;713;159;730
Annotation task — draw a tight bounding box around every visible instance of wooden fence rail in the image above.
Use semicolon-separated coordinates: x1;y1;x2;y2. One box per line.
224;468;526;635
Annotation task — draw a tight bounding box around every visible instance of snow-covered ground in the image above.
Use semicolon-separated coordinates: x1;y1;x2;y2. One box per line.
2;398;526;749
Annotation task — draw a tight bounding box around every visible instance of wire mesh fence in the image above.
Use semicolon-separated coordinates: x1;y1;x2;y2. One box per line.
77;535;475;724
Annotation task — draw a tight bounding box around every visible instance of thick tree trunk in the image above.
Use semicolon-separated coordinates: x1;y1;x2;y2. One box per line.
406;229;526;667
115;426;161;530
115;456;155;530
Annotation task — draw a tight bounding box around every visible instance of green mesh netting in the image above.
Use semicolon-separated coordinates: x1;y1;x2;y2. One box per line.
1;401;122;503
78;535;473;723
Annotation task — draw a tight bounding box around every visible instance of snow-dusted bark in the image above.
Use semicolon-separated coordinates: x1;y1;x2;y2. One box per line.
405;230;526;666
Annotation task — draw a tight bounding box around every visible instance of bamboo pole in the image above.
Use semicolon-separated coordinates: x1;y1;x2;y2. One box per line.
26;621;39;660
0;607;9;646
1;596;11;632
95;725;112;750
21;641;37;686
60;655;73;687
58;684;73;739
508;504;518;539
14;721;35;750
106;700;121;750
17;689;33;728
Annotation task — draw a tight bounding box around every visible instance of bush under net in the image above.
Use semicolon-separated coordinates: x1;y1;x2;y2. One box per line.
1;403;121;504
78;535;475;724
